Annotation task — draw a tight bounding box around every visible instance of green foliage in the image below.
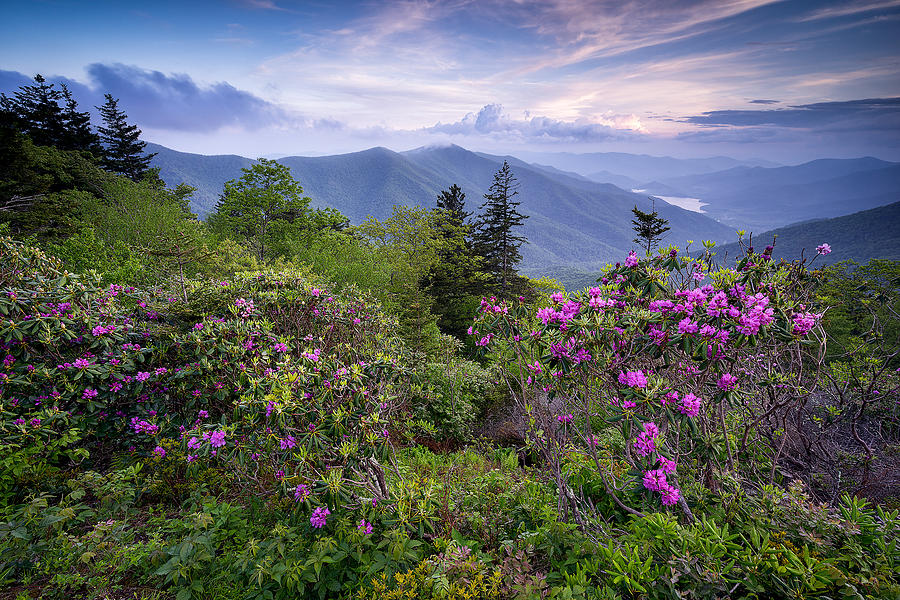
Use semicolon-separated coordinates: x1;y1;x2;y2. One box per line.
407;350;498;442
208;158;314;261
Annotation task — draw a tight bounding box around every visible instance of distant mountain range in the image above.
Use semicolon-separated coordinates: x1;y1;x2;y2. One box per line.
712;201;900;267
637;157;900;231
513;150;780;182
148;143;735;281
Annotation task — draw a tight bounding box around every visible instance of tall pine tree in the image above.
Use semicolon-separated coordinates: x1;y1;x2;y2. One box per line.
0;75;67;147
631;198;670;254
97;94;155;181
436;183;471;229
473;161;528;297
427;184;485;337
59;84;100;153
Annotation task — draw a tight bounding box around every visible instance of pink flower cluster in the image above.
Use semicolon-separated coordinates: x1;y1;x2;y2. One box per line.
358;519;373;535
234;297;255;318
624;251;638;267
618;370;648;388
310;506;330;528
294;483;310;501
678;393;702;417
643;466;681;506
717;373;738;390
632;422;659;457
792;311;821;335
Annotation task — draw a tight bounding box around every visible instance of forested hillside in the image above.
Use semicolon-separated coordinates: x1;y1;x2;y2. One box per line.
713;200;900;266
149;142;735;280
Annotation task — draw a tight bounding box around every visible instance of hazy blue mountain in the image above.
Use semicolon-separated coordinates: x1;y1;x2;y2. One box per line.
586;170;642;190
642;158;900;231
649;157;894;197
513;150;780;182
146;142;252;216
148;142;734;276
712;201;900;267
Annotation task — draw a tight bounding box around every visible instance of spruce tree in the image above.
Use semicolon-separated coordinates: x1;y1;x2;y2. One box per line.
436;183;471;229
472;161;528;297
631;199;670;254
59;84;100;153
0;75;67;147
428;184;485;337
97;94;155;180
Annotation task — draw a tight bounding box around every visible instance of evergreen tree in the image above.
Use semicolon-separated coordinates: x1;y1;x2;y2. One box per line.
472;161;528;297
97;94;155;180
631;199;670;254
0;75;67;147
427;184;485;338
59;84;101;153
436;184;471;229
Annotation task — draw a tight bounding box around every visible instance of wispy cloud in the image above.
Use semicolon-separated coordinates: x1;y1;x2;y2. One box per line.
796;0;900;21
683;97;900;130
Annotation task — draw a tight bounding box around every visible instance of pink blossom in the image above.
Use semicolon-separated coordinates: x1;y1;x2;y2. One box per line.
816;243;832;256
294;483;310;501
618;370;648;388
642;469;667;491
717;373;738;390
678;393;702;417
310;506;330;528
209;430;226;448
661;484;681;506
624;251;638;268
358;519;373;535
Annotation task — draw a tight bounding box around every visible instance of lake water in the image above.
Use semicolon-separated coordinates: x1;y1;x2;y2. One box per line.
632;190;708;214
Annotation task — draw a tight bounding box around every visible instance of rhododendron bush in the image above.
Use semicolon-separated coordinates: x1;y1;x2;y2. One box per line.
471;246;823;522
0;236;405;513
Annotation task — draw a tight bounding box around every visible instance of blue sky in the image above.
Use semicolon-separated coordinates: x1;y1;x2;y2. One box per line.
2;0;899;161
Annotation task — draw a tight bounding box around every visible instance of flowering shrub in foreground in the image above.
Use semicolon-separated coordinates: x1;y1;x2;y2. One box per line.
471;244;823;521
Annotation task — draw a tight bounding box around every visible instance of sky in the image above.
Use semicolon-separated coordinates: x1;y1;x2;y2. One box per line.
2;0;900;162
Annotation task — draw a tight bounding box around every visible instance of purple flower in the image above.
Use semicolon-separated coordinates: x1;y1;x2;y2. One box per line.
556;413;574;424
358;519;373;535
73;358;91;369
618;370;648;388
643;469;667;492
657;456;676;474
717;373;738;391
280;435;297;450
678;393;702;418
661;484;681;506
153;446;166;458
310;506;330;528
816;243;832;256
273;342;289;353
209;430;226;448
624;251;638;268
82;388;98;399
294;483;310;501
677;318;699;335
